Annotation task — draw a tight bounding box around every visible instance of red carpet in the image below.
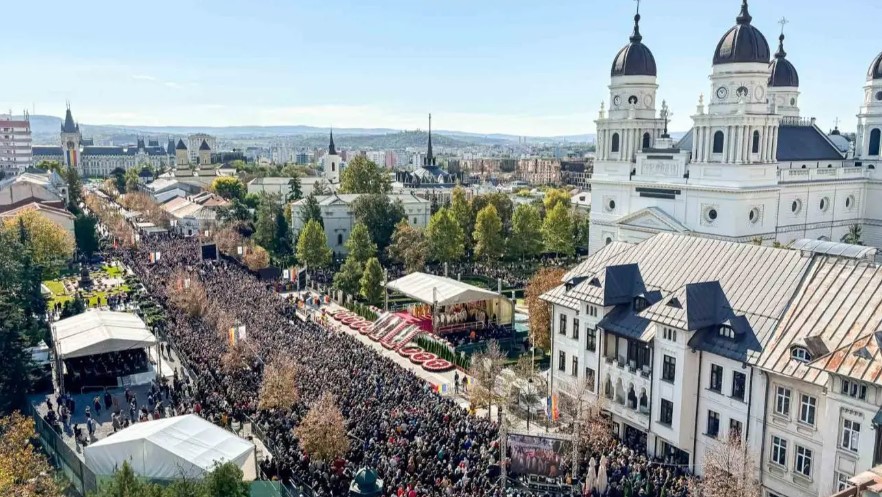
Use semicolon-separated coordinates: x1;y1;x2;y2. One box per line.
394;311;433;333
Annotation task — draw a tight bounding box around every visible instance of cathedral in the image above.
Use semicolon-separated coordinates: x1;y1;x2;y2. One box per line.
33;106;175;177
589;1;882;253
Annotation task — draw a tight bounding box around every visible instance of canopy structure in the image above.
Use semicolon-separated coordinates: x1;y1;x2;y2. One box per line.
84;415;256;481
52;310;157;360
386;272;514;327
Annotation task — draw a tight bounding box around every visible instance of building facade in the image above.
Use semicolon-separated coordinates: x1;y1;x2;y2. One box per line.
589;2;882;254
0;114;33;176
543;233;882;497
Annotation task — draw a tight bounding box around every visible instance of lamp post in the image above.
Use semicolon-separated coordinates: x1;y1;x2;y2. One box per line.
527;377;534;432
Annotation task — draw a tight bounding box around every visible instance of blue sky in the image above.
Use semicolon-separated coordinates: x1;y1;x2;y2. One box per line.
2;0;880;136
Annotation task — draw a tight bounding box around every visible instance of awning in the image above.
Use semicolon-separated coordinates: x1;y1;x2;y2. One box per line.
52;310;157;359
386;272;504;307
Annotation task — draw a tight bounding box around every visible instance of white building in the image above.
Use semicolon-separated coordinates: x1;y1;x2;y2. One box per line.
543;232;882;497
247;176;332;199
323;130;343;184
188;134;217;164
589;2;882;254
0;114;33;176
290;192;430;255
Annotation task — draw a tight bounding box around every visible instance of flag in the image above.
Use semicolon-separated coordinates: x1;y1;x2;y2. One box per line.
546;393;560;421
155;251;161;262
290;267;297;282
148;253;154;264
228;326;237;347
283;269;290;280
435;384;448;394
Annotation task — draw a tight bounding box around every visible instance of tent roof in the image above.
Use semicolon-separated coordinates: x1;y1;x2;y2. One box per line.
84;415;255;480
53;311;157;359
386;272;504;306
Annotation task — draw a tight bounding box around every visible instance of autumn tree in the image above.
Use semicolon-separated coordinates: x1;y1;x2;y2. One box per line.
543;188;571;211
258;356;300;411
387;220;428;273
296;219;332;268
210;176;247;200
333;258;363;296
338;156;391;194
426;207;464;263
468;340;507;419
692;434;761;497
242;244;270;271
525;267;566;350
509;203;543;259
360;257;385;305
449;186;473;248
2;209;75;273
167;271;209;318
472;192;513;235
473;204;504;262
295;392;350;462
0;412;65;496
569;378;615;456
542;202;575;256
345;222;376;264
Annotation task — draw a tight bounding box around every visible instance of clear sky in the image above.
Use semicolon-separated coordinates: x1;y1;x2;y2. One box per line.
2;0;880;137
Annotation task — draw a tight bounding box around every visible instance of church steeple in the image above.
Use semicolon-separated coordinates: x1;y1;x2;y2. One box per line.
328;128;337;155
61;104;79;133
425;113;434;166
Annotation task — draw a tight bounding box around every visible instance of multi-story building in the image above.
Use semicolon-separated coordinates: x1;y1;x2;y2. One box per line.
517;158;560;185
0;114;33;176
589;2;882;253
188;134;217;164
544;232;882;497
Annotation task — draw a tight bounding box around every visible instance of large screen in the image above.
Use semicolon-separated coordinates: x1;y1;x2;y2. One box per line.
508;434;567;478
200;243;218;261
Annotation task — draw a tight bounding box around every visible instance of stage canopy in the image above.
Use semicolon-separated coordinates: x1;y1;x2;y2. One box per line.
53;310;157;360
386;272;506;307
84;414;256;480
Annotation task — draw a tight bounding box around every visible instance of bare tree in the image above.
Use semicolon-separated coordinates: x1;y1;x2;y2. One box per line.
693;433;761;497
167;271;208;317
468;339;507;419
566;378;614;456
295;392;350;462
506;355;546;430
258;356;300;412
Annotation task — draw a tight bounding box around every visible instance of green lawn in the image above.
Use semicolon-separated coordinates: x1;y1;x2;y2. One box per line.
43;280;66;296
101;264;123;278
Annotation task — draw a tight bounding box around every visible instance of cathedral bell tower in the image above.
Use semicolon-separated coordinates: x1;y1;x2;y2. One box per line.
323;129;342;184
60;104;82;171
856;51;882;160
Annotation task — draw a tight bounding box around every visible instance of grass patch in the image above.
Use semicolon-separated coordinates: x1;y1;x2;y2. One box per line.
43;280;66;296
101;265;123;278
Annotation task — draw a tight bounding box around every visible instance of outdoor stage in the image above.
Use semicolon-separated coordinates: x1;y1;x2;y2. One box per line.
393;311;433;333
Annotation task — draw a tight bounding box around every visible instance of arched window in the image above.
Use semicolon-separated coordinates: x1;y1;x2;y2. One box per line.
337;233;343;245
331;162;336;172
712;131;725;154
752;130;760;154
642;132;651;149
870;128;881;156
611;133;620;153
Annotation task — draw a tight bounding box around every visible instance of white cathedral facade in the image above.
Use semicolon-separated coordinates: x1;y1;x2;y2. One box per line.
589;1;882;254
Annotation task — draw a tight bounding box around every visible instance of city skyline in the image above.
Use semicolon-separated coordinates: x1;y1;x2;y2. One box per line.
2;0;880;136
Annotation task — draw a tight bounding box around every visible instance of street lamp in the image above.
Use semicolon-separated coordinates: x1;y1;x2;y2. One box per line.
527;377;534;432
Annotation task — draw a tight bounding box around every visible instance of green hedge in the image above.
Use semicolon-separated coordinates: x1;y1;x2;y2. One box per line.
344;301;378;321
415;335;471;370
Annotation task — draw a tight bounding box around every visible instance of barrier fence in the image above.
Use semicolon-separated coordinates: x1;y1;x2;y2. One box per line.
29;403;98;497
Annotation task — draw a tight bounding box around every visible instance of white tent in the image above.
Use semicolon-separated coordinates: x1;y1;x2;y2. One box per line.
386;272;507;307
52;310;157;359
84;415;256;481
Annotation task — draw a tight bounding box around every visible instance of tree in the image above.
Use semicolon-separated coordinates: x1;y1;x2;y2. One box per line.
216;199;252;224
525;267;566;350
345;222;376;264
296;219;332;268
509;204;543;259
351;194;405;252
571;210;590;252
242;244;270;271
693;433;761;497
298;192;324;229
426;208;464;263
286;176;303;202
468;340;507;419
333;258;363;296
2;209;75;273
0;301;33;413
111;168;127;194
252;199;280;253
450;186;473;248
91;461;161;497
202;462;249;497
569;378;615;456
74;214;99;258
387;220;428;273
36;160;63;174
543;188;571;211
338;156;391;194
295;392;350;462
63;166;84;214
124;168;140;194
542;202;575;256
360;257;384;305
844;224;863;245
473;204;504;262
272;210;293;261
471;192;513;235
210;177;246;201
258;356;300;411
507;355;546;431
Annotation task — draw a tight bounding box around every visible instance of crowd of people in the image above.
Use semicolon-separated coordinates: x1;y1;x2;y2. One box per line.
576;442;692;497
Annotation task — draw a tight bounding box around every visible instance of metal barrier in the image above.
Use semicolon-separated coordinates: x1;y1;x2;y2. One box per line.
29;404;98;497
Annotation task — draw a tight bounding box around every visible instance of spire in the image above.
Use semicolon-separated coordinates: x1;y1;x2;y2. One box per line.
62;106;78;133
425;113;434;166
328;128;337;155
199;139;211;151
736;0;752;25
775;17;789;58
630;0;643;43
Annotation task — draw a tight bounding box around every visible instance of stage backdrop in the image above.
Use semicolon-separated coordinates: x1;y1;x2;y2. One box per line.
508;434;566;478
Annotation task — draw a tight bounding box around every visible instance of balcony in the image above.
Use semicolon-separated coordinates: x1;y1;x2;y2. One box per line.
779;167;868;183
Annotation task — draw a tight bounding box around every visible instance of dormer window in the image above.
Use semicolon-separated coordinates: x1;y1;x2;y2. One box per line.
791;346;812;363
718;325;736;340
634;296;649;312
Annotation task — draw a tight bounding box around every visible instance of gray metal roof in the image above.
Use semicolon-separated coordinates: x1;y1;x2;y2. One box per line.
776;124;845;162
33;146;63;156
791;239;877;259
675;128;693;152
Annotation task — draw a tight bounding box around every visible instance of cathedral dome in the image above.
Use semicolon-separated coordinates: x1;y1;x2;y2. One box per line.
768;35;799;87
610;14;657;77
869;51;882;81
713;1;770;66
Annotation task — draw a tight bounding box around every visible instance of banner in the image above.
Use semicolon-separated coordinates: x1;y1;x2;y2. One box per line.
545;394;559;421
508;434;566;478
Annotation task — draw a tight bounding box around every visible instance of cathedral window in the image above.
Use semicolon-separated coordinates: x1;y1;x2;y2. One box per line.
820;197;830;212
642;133;651;150
791;199;802;214
712;131;725;154
611;133;620;153
752;131;760;154
870;129;881;156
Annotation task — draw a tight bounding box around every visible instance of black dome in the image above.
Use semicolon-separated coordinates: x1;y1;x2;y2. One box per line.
869;51;882;81
713;1;770;65
768;35;799;87
610;14;657;77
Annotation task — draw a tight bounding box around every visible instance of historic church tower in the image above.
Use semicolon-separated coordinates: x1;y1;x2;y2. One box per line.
323;129;342;184
60;105;81;170
857;51;882;160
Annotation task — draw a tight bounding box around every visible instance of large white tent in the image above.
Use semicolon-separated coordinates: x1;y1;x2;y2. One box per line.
386;272;514;325
84;415;256;481
52;310;157;359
